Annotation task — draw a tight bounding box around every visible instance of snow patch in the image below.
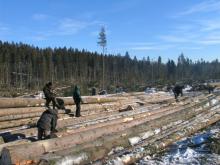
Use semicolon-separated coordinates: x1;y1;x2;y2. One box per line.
129;137;141;146
123;117;133;122
55;153;88;165
211;99;218;105
154;128;161;134
204;102;210;108
140;131;154;140
108;146;124;156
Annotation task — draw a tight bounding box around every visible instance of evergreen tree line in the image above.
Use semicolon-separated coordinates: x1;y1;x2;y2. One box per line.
0;40;220;93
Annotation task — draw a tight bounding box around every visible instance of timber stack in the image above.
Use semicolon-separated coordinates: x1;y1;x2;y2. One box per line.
0;91;220;165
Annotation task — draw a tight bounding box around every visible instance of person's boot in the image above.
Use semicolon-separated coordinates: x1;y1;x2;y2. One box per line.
75;111;81;117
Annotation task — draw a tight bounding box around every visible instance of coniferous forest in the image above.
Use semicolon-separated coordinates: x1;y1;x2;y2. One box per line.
0;40;220;95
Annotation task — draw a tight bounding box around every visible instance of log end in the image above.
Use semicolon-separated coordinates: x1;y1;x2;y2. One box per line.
0;136;5;144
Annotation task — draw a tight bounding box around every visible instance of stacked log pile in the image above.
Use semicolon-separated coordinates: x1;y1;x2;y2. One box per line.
0;92;219;165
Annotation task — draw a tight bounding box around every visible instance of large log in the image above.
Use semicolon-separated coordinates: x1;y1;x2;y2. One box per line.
0;117;39;130
0;96;215;164
0;98;143;117
0;110;70;122
0;113;73;130
0;95;126;108
0;105;73;116
0;139;31;155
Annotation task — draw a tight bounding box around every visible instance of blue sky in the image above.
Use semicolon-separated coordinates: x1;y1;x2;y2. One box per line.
0;0;220;62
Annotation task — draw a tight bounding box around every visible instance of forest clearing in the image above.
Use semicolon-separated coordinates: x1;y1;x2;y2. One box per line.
1;1;220;164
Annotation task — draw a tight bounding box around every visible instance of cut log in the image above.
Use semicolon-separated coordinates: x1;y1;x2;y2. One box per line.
0;110;69;122
0;117;39;130
0;96;125;108
0;98;143;117
0;137;4;145
0;139;31;155
0;105;72;116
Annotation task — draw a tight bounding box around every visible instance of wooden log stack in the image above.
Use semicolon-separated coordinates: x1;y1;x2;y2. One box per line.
0;92;219;165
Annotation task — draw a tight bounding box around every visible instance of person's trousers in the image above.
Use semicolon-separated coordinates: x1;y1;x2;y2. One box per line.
75;103;81;117
45;97;59;109
38;127;51;140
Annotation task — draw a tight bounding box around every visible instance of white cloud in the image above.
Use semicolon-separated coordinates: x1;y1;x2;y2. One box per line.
29;18;103;39
179;0;220;15
56;18;102;35
159;35;190;43
0;23;10;36
166;1;220;47
30;35;47;41
129;43;174;51
122;42;155;46
181;46;202;50
199;39;220;45
0;26;8;31
90;30;99;36
131;46;157;50
199;19;220;31
58;18;89;35
32;14;48;21
198;33;220;45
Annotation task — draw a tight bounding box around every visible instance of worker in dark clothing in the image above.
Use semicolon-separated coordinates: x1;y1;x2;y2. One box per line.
207;84;215;94
173;85;184;101
37;108;58;140
91;87;96;96
73;85;82;117
43;82;59;109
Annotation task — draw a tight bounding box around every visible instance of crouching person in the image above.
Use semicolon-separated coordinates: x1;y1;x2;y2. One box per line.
37;108;58;140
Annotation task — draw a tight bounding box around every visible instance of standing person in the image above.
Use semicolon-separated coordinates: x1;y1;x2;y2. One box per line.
91;87;96;96
207;84;215;94
43;82;59;109
37;108;58;140
172;85;184;102
73;85;82;117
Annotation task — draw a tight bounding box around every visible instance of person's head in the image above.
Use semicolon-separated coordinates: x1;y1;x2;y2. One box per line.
74;85;79;91
47;82;52;87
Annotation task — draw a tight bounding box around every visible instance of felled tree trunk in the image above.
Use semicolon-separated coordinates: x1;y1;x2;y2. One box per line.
0;96;125;108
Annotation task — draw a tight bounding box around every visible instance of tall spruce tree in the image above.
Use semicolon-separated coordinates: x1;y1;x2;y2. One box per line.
97;26;107;89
